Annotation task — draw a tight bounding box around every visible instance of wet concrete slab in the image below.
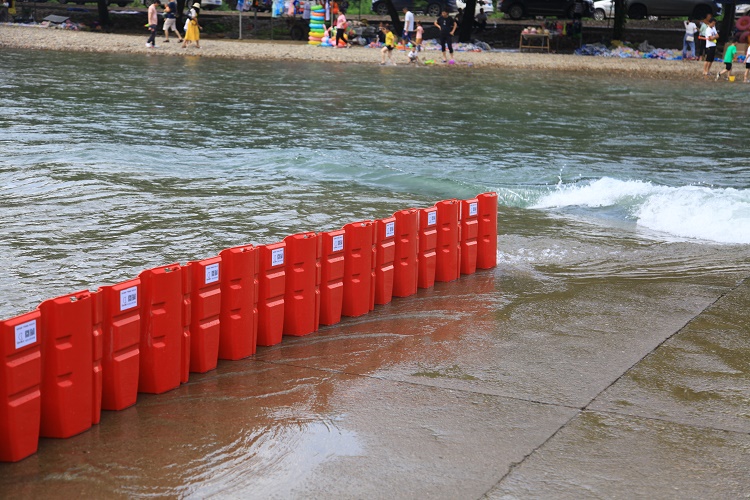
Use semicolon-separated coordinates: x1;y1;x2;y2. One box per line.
257;271;730;408
588;279;750;433
483;410;750;499
0;361;576;498
2;230;749;497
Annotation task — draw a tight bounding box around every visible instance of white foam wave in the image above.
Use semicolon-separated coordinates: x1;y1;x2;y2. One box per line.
532;177;750;244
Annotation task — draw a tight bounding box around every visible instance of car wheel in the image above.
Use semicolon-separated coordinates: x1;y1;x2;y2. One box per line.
426;3;442;16
375;2;388;15
692;5;712;20
627;3;646;19
508;3;523;19
290;23;305;40
593;8;604;20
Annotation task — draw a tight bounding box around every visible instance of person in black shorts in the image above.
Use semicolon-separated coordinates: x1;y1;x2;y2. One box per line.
434;9;456;63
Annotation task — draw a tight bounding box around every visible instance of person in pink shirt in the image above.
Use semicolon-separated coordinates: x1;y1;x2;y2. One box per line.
335;8;350;48
146;0;161;49
146;0;162;48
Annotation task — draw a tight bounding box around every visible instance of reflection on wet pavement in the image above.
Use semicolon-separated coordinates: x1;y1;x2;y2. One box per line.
1;211;749;498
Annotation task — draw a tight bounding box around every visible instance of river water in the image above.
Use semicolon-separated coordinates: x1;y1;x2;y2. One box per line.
1;49;750;496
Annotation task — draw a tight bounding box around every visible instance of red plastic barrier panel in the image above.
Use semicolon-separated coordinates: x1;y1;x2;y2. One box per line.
99;279;141;411
219;245;258;360
90;291;103;425
283;233;320;337
392;209;419;298
460;198;479;276
188;257;222;373
257;242;286;347
38;291;93;438
418;207;438;289
0;311;41;462
319;229;346;326
342;221;375;317
180;267;192;384
138;264;182;394
476;191;499;269
435;199;461;283
374;217;396;305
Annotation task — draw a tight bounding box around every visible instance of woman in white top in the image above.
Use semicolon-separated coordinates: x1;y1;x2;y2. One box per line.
683;19;697;60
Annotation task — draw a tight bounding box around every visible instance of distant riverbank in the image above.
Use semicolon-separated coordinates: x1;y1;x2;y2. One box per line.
0;24;707;79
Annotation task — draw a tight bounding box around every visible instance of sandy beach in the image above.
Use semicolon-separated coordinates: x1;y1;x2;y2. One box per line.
0;23;706;78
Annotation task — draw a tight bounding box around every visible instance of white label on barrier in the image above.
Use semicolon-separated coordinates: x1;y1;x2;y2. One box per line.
385;221;395;238
120;286;138;311
15;320;37;349
205;263;220;284
469;202;478;217
272;247;285;266
427;211;437;226
332;235;344;252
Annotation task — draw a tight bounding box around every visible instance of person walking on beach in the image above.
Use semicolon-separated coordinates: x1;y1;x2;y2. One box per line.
145;0;162;48
335;8;349;47
163;0;183;43
716;37;737;81
380;25;395;65
702;18;718;76
697;13;712;60
402;6;414;45
182;2;201;49
683;18;697;60
434;9;456;63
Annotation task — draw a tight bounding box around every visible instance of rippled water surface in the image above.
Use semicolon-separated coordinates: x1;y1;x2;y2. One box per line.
3;49;748;318
1;47;750;497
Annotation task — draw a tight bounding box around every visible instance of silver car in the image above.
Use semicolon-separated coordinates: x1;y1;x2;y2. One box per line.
624;0;721;19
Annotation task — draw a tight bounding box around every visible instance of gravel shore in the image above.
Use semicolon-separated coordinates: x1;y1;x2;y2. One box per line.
1;23;705;79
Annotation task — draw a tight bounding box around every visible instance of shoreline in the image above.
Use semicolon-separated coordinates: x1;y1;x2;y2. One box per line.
0;24;709;79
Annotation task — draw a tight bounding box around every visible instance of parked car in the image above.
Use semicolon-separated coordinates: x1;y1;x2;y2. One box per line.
371;0;456;17
737;3;750;15
456;0;493;15
201;0;222;9
592;0;613;20
498;0;594;20
623;0;720;19
58;0;131;7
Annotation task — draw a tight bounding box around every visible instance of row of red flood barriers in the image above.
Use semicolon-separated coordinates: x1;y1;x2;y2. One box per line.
0;193;498;462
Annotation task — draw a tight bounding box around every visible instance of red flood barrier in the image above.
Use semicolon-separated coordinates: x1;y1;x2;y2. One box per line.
283;233;320;337
99;279;141;411
257;242;286;347
0;311;42;462
138;264;183;394
476;191;499;269
374;217;396;305
435;199;461;283
392;209;419;298
90;292;103;425
418;207;438;289
460;198;479;276
180;267;192;384
188;257;222;373
219;245;258;360
319;229;346;326
38;291;94;439
342;221;375;317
